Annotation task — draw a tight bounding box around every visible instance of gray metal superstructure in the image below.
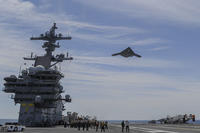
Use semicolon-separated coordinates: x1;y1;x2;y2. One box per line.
3;23;73;127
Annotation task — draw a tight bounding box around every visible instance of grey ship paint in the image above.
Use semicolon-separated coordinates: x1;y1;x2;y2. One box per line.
3;23;72;127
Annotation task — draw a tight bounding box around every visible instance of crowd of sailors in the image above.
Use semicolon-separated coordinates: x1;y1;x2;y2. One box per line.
64;120;108;132
64;120;129;132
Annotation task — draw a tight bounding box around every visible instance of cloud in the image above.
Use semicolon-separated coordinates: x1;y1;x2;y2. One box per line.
0;0;144;34
61;56;196;98
61;59;200;120
148;46;170;51
0;0;153;48
131;38;166;46
60;54;200;119
76;0;200;26
73;56;180;68
60;20;145;33
66;58;183;89
0;0;34;15
1;0;199;120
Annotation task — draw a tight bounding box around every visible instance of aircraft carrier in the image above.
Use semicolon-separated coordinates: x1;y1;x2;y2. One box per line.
1;23;200;132
3;23;72;127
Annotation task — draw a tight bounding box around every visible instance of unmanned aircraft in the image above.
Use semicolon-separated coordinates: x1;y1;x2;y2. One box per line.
112;47;141;58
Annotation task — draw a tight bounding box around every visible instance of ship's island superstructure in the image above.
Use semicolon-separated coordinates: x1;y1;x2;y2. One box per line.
3;23;73;127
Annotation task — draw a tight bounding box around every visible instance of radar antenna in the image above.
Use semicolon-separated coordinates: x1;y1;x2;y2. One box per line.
24;23;73;69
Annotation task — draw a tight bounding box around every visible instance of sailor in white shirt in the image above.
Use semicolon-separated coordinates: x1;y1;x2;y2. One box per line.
125;121;129;132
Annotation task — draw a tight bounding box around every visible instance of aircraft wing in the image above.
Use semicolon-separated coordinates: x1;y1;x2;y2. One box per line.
133;53;142;58
112;53;121;56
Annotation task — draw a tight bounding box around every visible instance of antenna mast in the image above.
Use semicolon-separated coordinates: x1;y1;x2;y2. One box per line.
24;23;73;69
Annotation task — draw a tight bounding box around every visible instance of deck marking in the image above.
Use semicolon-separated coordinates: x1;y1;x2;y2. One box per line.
112;124;180;133
131;126;179;133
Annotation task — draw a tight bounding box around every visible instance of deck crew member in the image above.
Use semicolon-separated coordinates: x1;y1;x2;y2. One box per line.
125;121;129;132
121;121;125;132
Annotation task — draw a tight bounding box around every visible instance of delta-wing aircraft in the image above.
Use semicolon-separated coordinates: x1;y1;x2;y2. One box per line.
112;47;141;58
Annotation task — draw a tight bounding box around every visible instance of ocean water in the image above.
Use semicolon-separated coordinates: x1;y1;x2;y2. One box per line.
0;119;17;125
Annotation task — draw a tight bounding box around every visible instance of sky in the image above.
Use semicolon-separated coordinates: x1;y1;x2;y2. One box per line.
0;0;200;120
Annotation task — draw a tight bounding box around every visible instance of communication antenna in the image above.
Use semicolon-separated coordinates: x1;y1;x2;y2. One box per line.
59;62;61;71
18;65;22;76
